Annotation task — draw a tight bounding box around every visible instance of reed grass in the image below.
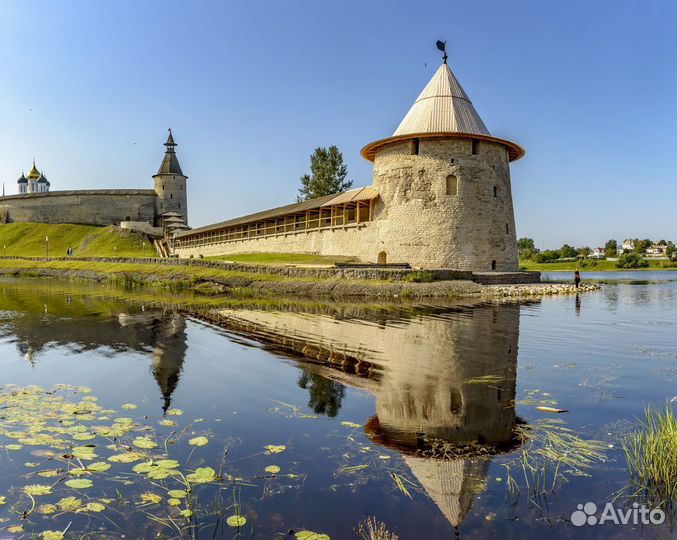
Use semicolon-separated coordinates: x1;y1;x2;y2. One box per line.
621;405;677;508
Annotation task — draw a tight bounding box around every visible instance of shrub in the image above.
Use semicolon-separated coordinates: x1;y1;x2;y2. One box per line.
404;271;435;283
616;253;649;269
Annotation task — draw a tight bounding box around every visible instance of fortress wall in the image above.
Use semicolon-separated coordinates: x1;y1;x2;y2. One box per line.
0;191;158;226
372;138;519;270
174;222;387;263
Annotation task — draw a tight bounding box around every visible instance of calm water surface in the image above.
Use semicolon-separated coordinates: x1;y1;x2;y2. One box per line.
0;274;675;539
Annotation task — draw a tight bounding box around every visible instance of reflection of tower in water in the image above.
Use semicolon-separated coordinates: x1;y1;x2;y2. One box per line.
118;311;188;413
218;301;522;531
364;303;520;530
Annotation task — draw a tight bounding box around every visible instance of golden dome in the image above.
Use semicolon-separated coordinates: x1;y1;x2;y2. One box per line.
27;161;41;179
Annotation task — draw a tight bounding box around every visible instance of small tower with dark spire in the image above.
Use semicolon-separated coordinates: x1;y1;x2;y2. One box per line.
153;129;188;225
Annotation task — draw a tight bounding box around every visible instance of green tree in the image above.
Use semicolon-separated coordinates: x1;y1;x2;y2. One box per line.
604;239;618;258
633;239;651;254
517;238;537;260
666;244;676;260
297;146;352;201
560;244;578;259
578;246;591;258
617;253;649;269
297;371;345;417
534;249;561;263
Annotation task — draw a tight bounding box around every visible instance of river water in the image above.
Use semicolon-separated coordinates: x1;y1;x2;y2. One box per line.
0;273;675;539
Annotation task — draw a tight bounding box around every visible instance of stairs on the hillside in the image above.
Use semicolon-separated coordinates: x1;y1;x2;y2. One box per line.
153;239;171;258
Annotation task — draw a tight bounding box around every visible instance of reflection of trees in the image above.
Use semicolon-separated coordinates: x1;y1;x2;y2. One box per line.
297;370;345;417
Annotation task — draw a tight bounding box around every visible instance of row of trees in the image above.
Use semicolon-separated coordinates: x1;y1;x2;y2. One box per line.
518;238;675;263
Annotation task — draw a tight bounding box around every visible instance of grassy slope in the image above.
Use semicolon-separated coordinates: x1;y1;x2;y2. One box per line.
0;259;395;290
207;252;358;265
0;223;151;257
520;258;677;272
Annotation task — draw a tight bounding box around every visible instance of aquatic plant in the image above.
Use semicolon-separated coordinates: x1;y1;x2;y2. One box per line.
0;384;313;538
621;405;677;508
355;516;399;540
506;419;608;497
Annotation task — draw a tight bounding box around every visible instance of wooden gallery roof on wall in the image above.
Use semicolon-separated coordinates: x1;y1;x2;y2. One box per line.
176;186;379;238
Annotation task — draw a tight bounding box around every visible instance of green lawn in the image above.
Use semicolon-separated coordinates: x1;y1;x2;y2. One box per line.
207;252;358;266
520;258;677;272
0;223;152;258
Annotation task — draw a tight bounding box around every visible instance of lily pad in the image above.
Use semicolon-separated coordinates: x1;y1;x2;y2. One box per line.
87;462;111;472
72;446;97;460
24;484;53;496
85;502;105;512
296;531;331;540
5;444;22;451
188;436;208;447
167;497;182;506
7;525;24;533
139;492;162;504
167;489;187;498
42;531;65;540
340;421;362;428
37;503;57;514
57;496;82;511
158;419;177;427
121;403;138;410
0;496;6;505
72;432;96;441
264;444;286;454
147;469;172;480
167;408;183;416
156;459;180;469
65;478;93;489
265;465;281;474
38;469;60;477
186;466;217;484
132;437;157;449
226;515;247;527
108;451;146;463
179;509;193;518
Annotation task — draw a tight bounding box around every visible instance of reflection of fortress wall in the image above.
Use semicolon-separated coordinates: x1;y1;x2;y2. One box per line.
217;303;519;446
0;281;187;410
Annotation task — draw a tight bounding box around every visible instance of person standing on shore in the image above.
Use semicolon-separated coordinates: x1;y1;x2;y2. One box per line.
574;269;581;289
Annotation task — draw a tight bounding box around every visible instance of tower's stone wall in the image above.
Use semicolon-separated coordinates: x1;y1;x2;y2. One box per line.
154;174;188;224
0;190;157;226
371;137;518;270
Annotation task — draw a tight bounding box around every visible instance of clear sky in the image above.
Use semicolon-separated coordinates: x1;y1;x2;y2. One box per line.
1;0;675;249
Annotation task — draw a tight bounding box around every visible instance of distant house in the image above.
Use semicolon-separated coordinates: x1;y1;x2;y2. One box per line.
646;244;668;256
622;239;635;252
590;247;606;259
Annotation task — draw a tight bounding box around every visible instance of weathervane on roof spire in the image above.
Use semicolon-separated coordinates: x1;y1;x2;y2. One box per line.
436;40;447;64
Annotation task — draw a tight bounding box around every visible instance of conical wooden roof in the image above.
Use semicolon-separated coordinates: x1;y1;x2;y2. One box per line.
361;62;524;162
393;63;489;137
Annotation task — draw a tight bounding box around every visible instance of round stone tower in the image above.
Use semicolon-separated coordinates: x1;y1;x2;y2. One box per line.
361;60;524;271
153;130;188;225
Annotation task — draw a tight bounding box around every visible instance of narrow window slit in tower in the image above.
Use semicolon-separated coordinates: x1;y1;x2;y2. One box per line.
446;175;457;195
505;223;509;234
413;138;420;155
493;186;498;197
471;139;480;155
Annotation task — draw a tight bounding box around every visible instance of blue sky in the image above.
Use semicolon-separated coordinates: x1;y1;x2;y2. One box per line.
1;0;674;248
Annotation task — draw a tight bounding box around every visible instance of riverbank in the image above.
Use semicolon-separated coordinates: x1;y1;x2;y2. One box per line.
0;257;599;299
520;258;676;272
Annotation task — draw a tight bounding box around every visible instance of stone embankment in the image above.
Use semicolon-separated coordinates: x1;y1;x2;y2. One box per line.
483;282;599;297
0;256;599;299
